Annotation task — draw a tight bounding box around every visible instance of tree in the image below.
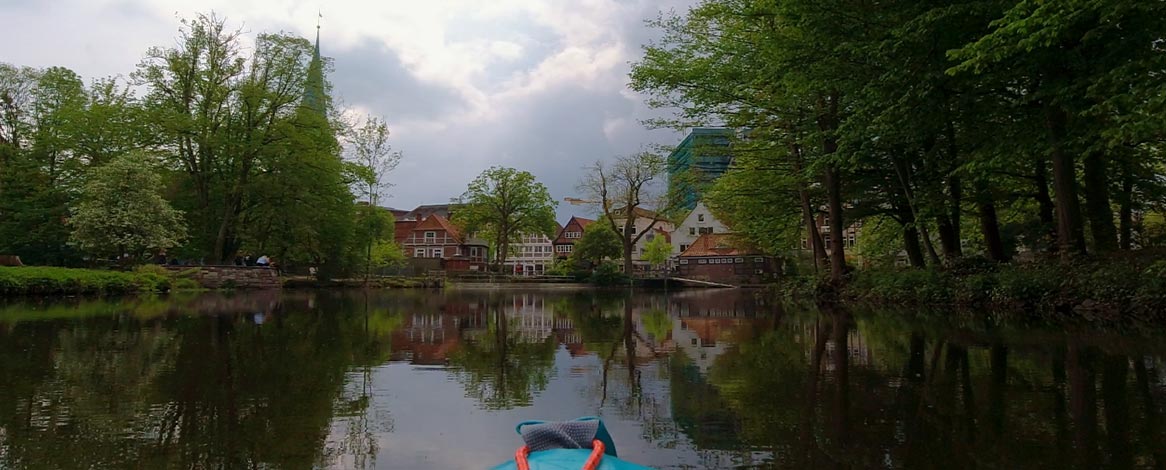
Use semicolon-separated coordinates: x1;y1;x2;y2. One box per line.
643;234;672;270
69;152;187;260
347;115;402;280
579;152;670;273
453;167;557;270
570;222;622;268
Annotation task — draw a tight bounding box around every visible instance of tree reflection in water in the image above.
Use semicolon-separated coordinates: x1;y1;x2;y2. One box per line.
3;290;1166;469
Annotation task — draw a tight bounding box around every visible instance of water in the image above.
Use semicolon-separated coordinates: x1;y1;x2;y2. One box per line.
1;288;1165;469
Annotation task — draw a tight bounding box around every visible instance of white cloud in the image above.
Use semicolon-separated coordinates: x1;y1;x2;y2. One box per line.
0;0;697;220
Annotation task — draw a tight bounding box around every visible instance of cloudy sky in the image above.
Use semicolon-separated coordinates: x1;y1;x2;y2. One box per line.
0;0;699;222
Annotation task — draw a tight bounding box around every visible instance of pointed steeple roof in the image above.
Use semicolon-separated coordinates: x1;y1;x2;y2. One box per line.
301;21;326;114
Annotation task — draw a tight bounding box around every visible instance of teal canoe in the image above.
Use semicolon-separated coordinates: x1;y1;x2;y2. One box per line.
490;417;652;470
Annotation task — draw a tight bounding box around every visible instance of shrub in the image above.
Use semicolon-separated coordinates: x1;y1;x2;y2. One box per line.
588;262;629;286
0;266;172;296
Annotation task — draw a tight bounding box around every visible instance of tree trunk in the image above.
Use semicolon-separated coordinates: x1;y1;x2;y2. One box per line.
1045;104;1087;258
975;179;1009;262
792;143;827;271
936;214;961;264
825;166;845;283
1118;160;1134;250
818;91;845;284
1034;157;1057;251
897;200;925;267
1082;150;1118;252
903;225;926;268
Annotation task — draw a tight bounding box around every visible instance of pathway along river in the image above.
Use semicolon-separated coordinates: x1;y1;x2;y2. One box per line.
1;288;1165;469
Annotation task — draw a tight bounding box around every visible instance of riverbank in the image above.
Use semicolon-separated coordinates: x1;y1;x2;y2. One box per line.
0;266;179;296
782;254;1166;322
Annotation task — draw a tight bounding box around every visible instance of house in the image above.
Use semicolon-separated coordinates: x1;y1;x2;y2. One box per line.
502;225;561;276
676;233;779;285
552;216;595;260
611;207;676;269
672;201;729;258
799;212;861;256
400;214;489;271
400;203;456;221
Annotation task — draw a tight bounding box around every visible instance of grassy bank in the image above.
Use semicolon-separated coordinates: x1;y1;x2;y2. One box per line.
0;266;182;296
781;254;1166;322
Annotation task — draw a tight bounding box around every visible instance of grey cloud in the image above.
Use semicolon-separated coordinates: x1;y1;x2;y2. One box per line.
329;38;468;121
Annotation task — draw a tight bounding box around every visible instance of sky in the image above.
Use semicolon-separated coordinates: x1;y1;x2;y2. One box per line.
0;0;699;222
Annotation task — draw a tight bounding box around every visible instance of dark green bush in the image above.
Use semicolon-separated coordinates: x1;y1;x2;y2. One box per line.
588;262;629;286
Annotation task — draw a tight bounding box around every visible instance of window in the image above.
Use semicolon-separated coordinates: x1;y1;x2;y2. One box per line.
699;227;714;235
414;248;425;257
754;257;764;262
679;259;689;265
698;259;707;264
698;214;705;222
848;235;857;247
566;231;581;239
680;244;689;252
470;247;479;256
424;231;436;241
432;248;443;258
689;227;696;235
735;258;744;263
801;239;808;249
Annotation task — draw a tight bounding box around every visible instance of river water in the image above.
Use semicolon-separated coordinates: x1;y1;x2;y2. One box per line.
1;288;1164;469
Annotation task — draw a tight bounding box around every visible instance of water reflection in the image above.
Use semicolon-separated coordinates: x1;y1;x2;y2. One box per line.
1;290;1166;469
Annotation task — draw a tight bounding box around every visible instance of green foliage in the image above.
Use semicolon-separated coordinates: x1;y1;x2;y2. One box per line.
0;266;171;295
570;222;622;267
70;152;187;260
643;234;672;268
453;166;557;268
588;261;629;286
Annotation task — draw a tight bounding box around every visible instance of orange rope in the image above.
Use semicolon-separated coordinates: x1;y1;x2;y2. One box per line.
515;446;531;470
513;439;606;470
583;439;605;470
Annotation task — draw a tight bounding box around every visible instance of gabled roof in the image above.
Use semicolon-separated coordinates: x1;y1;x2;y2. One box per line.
555;216;595;241
680;233;760;257
404;204;457;221
412;214;462;242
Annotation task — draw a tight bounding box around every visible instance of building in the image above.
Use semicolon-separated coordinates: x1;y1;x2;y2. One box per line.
400;203;455;221
502;226;561;276
552;216;595;259
611;207;676;269
676;233;779;285
668;128;734;211
800;212;861;255
672;201;730;258
399;214;489;271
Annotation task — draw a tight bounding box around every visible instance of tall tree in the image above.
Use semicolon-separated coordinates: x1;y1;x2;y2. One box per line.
579;152;670;274
454;167;558;271
347;115;402;280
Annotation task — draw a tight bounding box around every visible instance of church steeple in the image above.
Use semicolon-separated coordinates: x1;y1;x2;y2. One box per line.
301;16;326;115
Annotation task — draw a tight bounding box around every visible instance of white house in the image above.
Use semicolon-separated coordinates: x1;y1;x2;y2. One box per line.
672;201;730;257
501;228;560;276
611;207;676;268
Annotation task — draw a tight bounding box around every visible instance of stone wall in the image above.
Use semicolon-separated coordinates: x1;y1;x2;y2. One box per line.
166;265;281;289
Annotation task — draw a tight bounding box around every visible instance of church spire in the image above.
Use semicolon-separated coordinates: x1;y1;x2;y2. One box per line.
301;13;326;115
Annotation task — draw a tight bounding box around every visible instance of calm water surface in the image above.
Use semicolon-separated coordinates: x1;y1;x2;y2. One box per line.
1;288;1165;469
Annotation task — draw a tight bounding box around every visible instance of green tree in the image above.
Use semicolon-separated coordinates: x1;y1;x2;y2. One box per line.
69;152;187;260
453;167;557;270
569;222;622;268
347;115;402;280
643;233;672;270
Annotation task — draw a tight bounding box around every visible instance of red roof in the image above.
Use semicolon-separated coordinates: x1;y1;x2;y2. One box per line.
679;233;758;257
413;214;463;242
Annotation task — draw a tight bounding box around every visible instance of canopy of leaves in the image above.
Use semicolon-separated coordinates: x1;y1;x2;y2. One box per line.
454;166;558;267
69;152;187;259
